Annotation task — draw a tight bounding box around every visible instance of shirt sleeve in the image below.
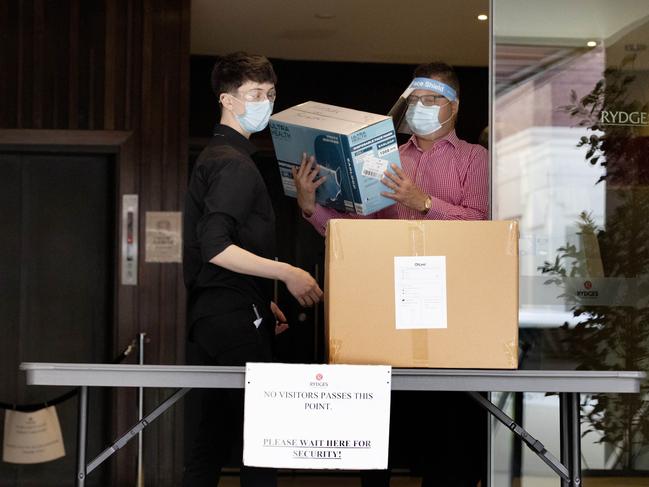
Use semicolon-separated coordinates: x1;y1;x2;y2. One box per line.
425;146;489;221
304;203;370;236
196;160;258;261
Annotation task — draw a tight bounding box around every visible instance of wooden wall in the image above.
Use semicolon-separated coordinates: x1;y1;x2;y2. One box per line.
0;2;489;484
0;1;190;485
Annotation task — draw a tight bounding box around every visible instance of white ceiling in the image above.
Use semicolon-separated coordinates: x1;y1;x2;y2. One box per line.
191;1;649;68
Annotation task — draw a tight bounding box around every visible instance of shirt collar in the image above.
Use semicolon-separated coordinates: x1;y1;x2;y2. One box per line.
405;129;460;153
212;123;257;156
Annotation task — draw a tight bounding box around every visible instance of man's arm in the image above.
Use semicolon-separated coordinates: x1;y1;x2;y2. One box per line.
210;245;322;307
198;159;322;306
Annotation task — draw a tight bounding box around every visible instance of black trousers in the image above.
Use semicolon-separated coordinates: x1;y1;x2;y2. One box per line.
183;307;277;487
361;391;486;487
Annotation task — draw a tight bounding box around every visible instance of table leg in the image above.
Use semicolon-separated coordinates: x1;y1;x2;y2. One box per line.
568;392;582;486
560;392;582;487
560;393;570;487
76;386;88;487
467;392;568;481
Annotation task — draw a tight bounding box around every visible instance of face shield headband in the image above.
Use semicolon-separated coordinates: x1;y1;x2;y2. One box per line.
403;77;457;102
389;77;457;134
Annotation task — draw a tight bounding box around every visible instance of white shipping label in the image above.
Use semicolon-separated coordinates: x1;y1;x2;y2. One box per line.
394;256;447;329
358;152;389;180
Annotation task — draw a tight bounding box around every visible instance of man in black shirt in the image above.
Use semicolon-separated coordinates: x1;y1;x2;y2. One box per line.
182;52;322;487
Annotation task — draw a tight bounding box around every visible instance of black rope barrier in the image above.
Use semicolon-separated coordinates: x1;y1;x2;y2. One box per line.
0;338;138;413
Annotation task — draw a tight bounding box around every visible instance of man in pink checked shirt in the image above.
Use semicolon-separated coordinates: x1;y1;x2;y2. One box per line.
292;61;488;232
293;62;489;487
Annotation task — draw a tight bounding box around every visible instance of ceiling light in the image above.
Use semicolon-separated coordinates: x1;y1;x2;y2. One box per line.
587;41;597;47
477;14;488;21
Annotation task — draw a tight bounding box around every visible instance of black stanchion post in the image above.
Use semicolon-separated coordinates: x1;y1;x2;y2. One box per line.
76;386;89;487
137;332;146;487
560;392;571;487
569;393;582;486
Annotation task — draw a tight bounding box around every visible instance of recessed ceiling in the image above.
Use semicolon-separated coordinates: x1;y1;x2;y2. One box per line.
495;0;649;44
191;0;490;66
494;0;649;73
191;0;649;69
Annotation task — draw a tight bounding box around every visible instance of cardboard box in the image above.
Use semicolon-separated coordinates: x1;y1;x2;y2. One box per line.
269;101;402;215
325;219;519;369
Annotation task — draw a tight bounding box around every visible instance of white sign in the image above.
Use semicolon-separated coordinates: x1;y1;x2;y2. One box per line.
243;363;391;469
394;256;447;329
3;406;65;464
145;211;182;263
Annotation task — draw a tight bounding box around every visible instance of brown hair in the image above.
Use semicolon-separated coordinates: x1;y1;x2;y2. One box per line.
211;51;277;98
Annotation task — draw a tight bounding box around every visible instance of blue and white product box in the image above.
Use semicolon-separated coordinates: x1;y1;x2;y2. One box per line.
269;101;402;215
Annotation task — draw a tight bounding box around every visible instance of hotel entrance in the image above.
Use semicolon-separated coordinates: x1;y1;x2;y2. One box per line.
492;1;649;485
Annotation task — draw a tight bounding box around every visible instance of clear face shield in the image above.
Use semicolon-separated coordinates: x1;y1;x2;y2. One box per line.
388;77;457;134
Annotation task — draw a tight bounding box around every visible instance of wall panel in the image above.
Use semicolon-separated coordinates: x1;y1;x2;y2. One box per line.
0;1;190;485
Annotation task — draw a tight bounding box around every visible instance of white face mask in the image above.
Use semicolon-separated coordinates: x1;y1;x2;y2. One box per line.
405;102;446;136
235;99;273;133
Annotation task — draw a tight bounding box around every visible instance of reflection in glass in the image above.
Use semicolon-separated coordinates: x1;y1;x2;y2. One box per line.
493;1;649;484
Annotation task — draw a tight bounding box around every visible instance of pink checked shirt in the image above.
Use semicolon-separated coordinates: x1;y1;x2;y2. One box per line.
305;130;489;236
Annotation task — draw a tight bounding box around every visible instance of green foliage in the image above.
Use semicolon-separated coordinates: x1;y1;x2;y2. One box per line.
540;206;649;469
543;54;649;469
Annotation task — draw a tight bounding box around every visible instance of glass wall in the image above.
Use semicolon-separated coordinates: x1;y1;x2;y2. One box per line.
492;1;649;484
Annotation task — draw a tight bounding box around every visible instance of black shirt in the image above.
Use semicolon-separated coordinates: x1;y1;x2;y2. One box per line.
183;124;276;324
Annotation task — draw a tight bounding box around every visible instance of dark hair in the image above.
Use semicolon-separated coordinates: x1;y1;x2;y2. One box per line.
413;62;460;98
211;51;277;99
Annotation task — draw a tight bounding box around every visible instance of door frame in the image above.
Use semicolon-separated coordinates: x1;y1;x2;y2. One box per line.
0;129;138;350
0;129;141;485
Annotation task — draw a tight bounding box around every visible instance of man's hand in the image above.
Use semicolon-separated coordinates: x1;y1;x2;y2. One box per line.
270;301;289;335
291;153;326;217
282;265;323;307
380;163;429;212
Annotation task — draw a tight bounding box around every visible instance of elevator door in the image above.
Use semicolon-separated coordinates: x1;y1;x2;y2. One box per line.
0;152;114;486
